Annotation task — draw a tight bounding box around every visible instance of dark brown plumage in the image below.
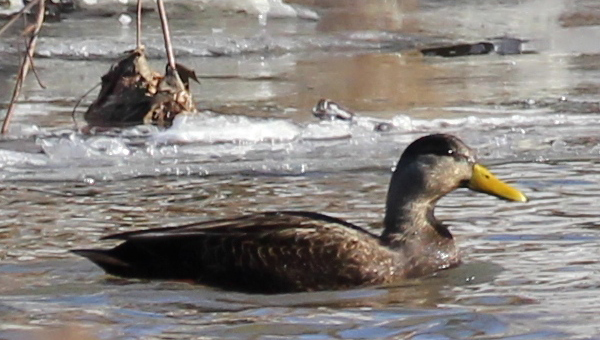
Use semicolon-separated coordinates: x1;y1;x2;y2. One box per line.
72;134;528;293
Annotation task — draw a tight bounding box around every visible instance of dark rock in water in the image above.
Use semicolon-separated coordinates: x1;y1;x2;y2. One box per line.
421;37;531;58
420;42;494;57
312;99;354;121
84;48;196;129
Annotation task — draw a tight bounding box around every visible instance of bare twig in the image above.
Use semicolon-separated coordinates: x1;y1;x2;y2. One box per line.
0;0;41;37
21;24;46;89
156;0;176;70
136;0;143;49
1;0;45;134
71;82;101;130
25;48;46;89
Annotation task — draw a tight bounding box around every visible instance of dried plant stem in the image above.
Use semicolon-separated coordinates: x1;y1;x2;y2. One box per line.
25;44;46;89
21;23;46;89
2;0;45;134
71;82;101;130
156;0;176;70
15;26;45;89
136;0;143;49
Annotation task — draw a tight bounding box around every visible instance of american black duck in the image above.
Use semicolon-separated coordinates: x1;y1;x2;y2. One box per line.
73;134;528;293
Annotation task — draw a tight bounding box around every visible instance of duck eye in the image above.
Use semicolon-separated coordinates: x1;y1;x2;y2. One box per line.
447;149;454;155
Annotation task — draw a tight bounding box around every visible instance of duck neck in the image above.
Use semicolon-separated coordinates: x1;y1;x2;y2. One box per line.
381;165;452;246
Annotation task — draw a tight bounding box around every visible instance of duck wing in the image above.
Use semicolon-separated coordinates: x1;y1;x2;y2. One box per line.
72;211;391;293
101;211;375;240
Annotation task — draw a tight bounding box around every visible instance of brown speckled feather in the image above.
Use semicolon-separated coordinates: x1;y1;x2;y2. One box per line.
76;211;399;292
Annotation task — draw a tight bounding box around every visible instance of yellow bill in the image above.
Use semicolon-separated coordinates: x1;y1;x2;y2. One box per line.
468;164;528;202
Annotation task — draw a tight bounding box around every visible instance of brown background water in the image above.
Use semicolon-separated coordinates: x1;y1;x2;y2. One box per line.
1;0;600;339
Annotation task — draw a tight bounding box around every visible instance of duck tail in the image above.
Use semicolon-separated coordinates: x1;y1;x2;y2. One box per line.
71;249;132;277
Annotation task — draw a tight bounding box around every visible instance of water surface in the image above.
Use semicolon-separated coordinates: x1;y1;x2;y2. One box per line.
1;0;600;339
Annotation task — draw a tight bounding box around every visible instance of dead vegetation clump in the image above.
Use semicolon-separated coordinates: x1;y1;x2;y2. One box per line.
83;47;197;129
1;0;199;133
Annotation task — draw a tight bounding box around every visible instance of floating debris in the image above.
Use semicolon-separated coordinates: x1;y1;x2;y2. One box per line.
420;42;494;57
420;37;531;58
82;0;199;130
312;99;354;121
83;47;196;129
311;99;394;132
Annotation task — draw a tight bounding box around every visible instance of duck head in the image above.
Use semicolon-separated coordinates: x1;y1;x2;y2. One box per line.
383;134;528;238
